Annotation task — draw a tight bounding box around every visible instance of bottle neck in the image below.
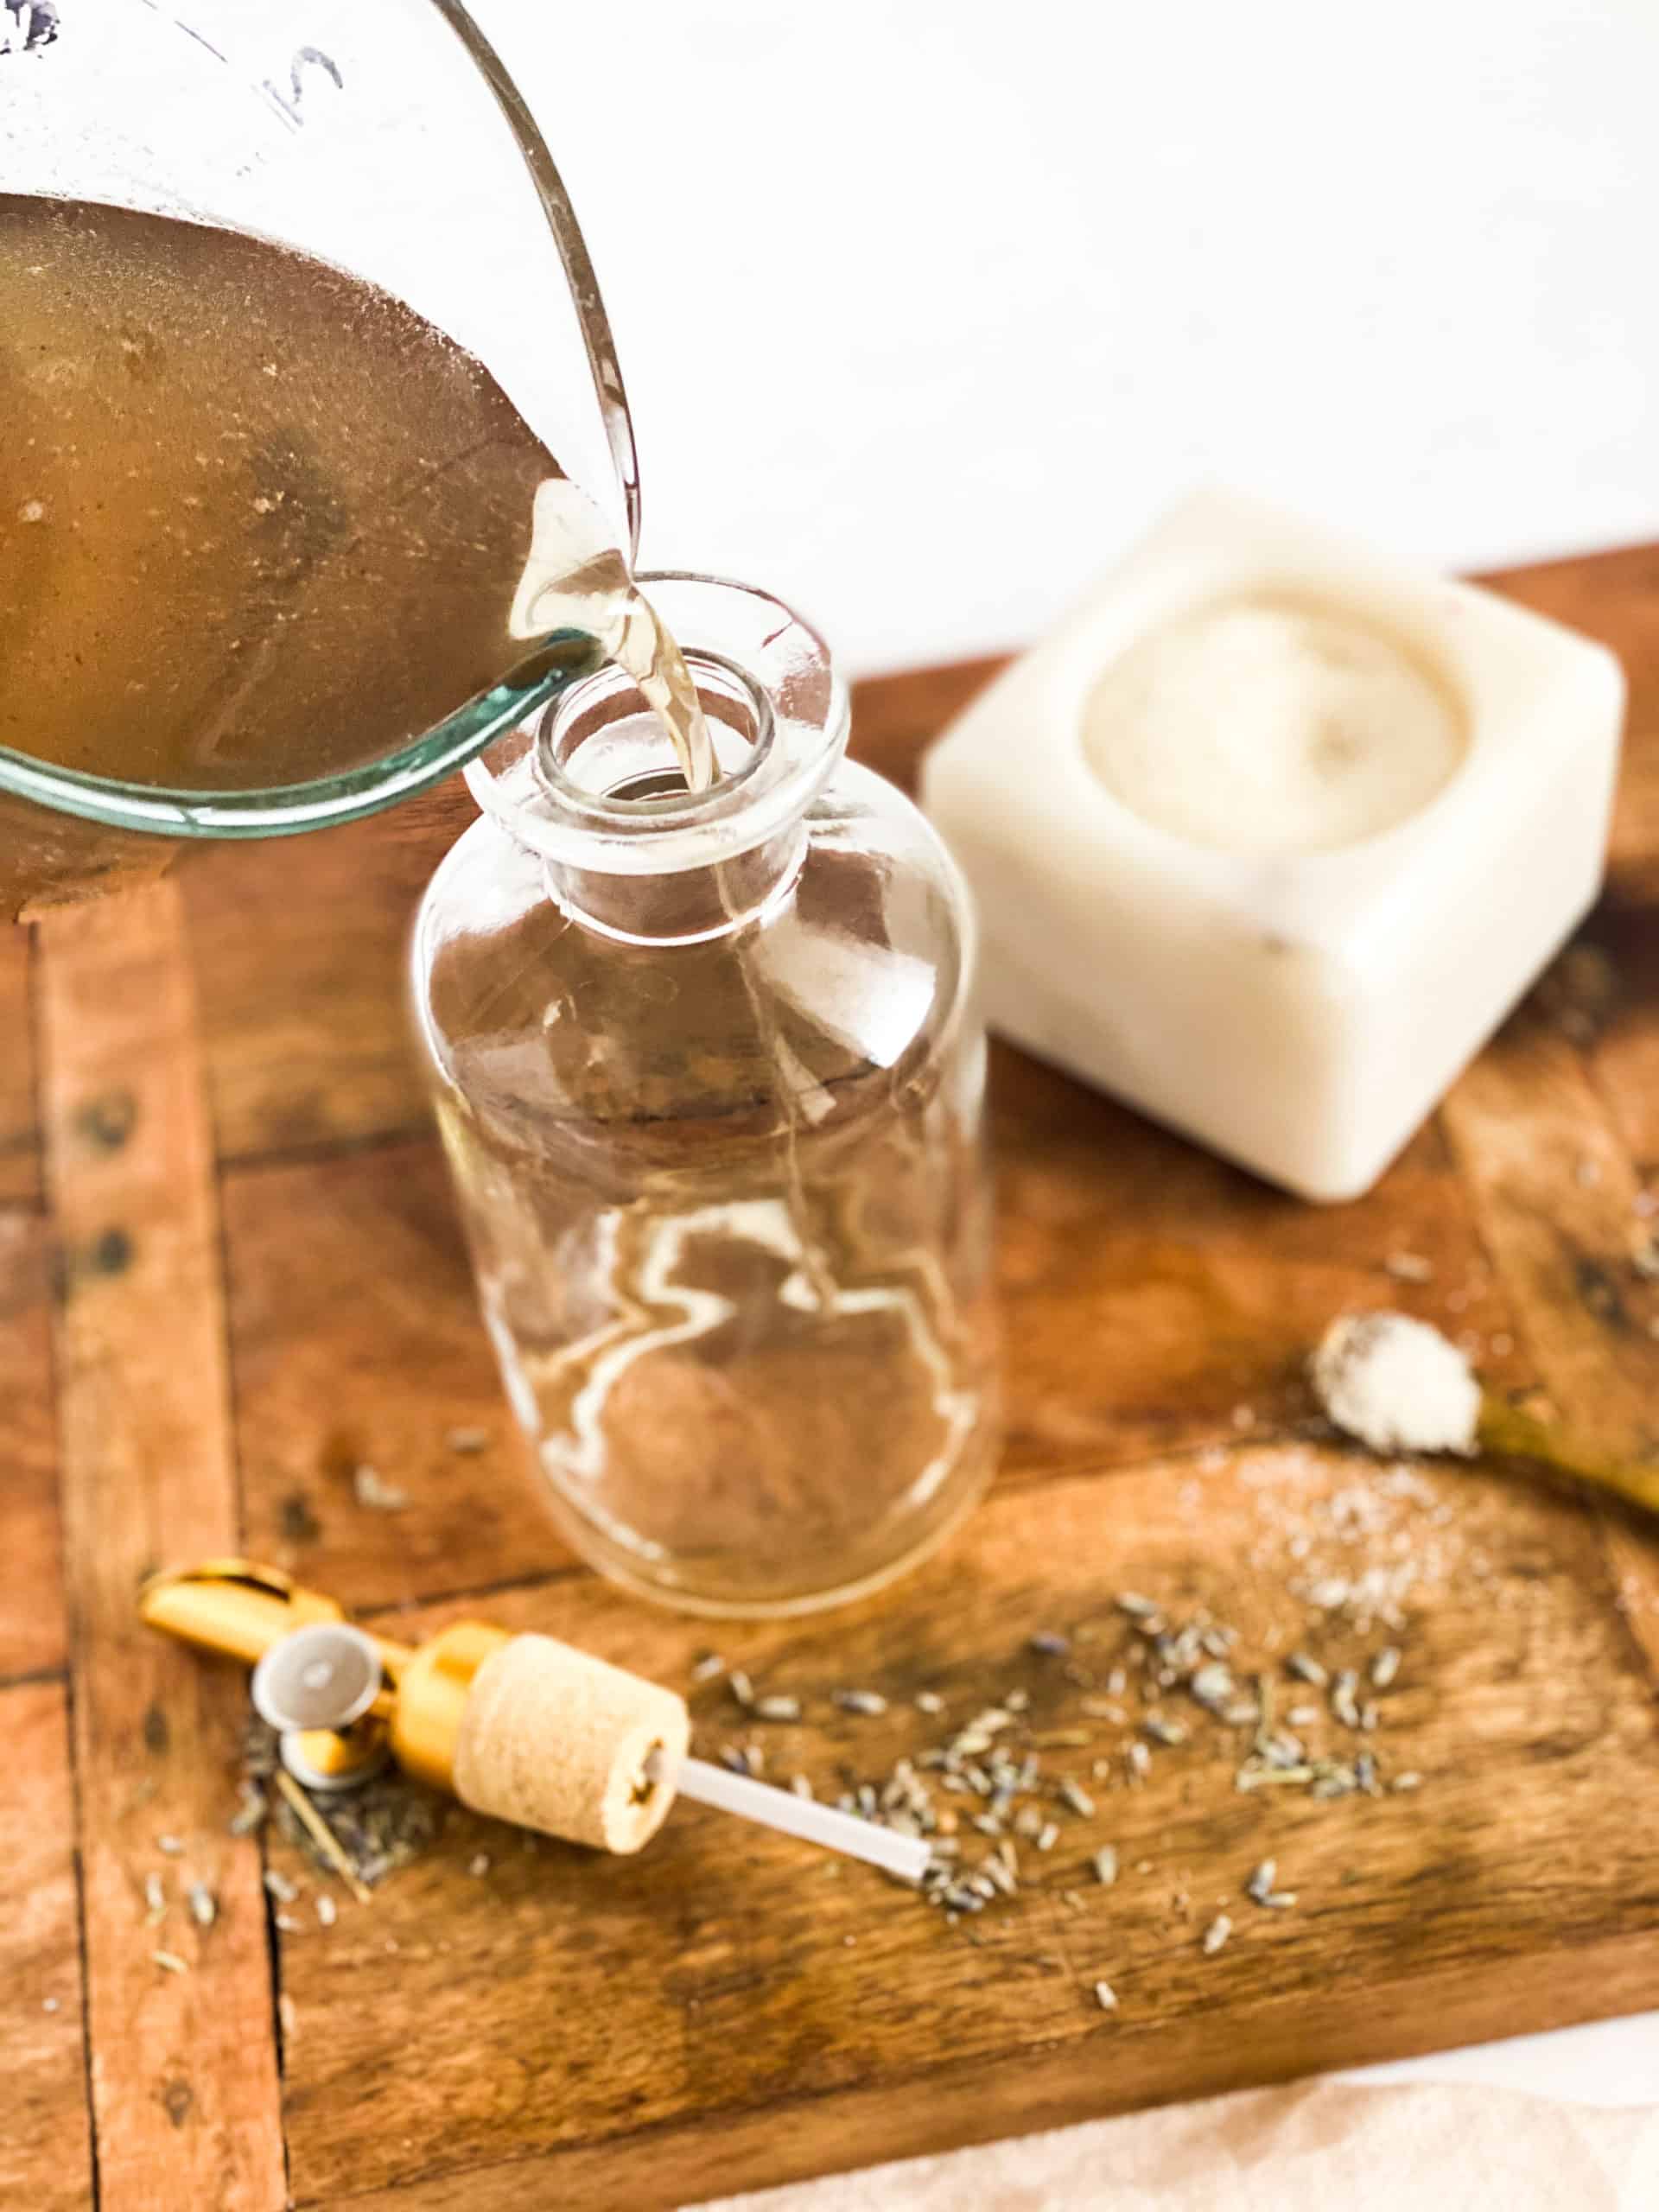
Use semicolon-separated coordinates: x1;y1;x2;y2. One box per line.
543;817;808;945
460;574;851;943
531;654;807;944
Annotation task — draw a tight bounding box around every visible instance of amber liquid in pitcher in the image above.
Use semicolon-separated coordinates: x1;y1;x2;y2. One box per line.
0;192;710;906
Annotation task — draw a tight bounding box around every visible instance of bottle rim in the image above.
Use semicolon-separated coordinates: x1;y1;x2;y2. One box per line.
463;574;851;878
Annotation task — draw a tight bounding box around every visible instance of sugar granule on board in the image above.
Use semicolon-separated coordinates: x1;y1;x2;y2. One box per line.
1311;1313;1481;1457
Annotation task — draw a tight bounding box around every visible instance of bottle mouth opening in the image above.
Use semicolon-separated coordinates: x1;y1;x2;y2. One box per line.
533;649;775;822
461;573;849;878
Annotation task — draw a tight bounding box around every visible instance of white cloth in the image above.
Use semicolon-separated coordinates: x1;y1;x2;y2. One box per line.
705;2081;1659;2210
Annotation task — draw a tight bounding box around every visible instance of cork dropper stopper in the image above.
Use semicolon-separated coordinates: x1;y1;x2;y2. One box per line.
139;1566;931;1882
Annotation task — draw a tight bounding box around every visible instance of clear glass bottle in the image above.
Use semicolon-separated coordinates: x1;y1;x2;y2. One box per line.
411;576;1001;1616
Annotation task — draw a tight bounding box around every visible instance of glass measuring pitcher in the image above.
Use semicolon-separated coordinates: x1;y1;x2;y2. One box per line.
1;0;635;915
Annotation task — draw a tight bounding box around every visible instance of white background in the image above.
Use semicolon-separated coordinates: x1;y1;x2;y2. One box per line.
465;0;1659;2113
477;0;1659;677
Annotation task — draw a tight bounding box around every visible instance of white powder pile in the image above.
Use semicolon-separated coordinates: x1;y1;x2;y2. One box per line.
1310;1312;1483;1458
1082;594;1466;856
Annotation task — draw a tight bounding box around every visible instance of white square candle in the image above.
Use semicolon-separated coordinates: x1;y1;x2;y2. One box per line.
922;490;1625;1202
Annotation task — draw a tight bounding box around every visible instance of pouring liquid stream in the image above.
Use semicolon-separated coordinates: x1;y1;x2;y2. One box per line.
509;479;834;1317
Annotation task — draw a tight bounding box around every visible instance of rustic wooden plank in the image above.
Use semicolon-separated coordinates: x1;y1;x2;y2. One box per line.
221;1087;1529;1625
223;1138;572;1611
0;1680;94;2212
182;785;472;1166
1442;1017;1659;1452
1440;999;1659;1682
0;1208;66;1680
847;652;1007;794
0;925;40;1204
276;1444;1659;2209
0;793;181;931
1382;542;1659;1686
35;884;286;2212
1491;542;1659;905
1497;540;1659;1177
315;1917;1659;2212
993;1057;1529;1477
1570;898;1659;1172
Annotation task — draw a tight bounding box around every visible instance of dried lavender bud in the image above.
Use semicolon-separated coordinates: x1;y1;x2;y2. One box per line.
832;1688;888;1716
753;1695;803;1723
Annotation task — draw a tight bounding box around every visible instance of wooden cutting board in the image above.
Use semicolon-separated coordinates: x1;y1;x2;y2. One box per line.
6;541;1659;2212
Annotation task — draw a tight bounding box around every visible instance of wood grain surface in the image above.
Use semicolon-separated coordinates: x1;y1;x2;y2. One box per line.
274;1455;1659;2210
0;925;39;1203
34;888;285;2212
0;1681;92;2212
0;1211;63;1681
4;543;1659;2210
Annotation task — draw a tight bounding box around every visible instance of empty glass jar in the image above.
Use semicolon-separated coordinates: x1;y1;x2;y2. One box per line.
411;576;1000;1615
